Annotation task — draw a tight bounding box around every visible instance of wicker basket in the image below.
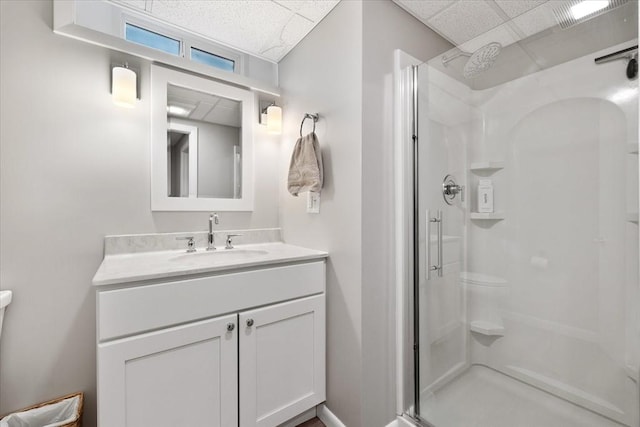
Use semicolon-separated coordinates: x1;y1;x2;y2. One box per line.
1;392;83;427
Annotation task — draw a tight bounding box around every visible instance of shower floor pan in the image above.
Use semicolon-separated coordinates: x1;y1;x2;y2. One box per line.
421;365;625;427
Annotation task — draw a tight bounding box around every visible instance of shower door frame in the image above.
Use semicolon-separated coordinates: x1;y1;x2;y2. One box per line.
392;48;437;427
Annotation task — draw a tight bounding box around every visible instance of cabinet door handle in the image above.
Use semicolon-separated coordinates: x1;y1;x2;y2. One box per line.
246;319;254;327
226;323;235;332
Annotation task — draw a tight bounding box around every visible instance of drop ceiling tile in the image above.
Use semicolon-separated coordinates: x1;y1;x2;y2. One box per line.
510;1;563;37
205;104;241;127
393;0;456;21
190;102;215;121
216;97;240;109
260;13;315;61
150;0;293;56
458;22;519;52
272;0;340;22
428;0;505;45
494;1;548;18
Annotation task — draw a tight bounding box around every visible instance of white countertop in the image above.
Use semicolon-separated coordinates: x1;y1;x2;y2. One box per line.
93;242;328;286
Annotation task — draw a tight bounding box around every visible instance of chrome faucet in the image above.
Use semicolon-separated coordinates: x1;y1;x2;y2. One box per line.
225;234;243;249
207;213;219;251
176;236;196;253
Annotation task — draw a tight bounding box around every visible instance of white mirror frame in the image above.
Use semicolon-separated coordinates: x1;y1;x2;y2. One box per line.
151;65;255;211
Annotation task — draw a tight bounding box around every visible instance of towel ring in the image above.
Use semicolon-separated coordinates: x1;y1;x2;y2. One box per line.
300;113;319;137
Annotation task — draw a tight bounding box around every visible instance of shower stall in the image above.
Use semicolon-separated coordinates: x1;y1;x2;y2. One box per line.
396;1;639;426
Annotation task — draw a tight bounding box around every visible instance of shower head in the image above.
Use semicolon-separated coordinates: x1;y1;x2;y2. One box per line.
441;42;502;79
463;42;502;78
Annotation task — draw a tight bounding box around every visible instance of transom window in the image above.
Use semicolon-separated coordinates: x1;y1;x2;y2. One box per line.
124;22;237;73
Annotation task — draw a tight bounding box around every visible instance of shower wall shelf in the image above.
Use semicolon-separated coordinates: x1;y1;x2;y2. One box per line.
470;212;505;221
470;320;505;336
470;161;505;173
627;212;639;224
627;142;638;154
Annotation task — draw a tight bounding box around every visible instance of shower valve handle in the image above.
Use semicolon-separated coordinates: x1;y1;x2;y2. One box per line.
442;175;464;205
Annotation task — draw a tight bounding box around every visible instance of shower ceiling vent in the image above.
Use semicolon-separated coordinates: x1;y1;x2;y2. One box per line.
553;0;629;29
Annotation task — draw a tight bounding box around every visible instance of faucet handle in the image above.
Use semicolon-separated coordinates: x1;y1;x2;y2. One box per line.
225;234;243;250
176;236;196;253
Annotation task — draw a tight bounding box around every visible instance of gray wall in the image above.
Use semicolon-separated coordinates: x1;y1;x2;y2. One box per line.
361;2;453;425
279;1;452;426
0;1;280;424
278;1;364;426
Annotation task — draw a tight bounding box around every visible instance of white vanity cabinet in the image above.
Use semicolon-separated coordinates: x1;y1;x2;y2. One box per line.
95;260;326;427
98;314;239;427
239;295;325;427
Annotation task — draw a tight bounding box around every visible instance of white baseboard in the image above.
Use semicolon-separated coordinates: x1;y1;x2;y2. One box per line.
316;404;346;427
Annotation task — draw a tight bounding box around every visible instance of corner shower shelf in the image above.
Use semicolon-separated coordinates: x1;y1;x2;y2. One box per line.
470;212;505;221
470;161;505;173
627;212;639;224
627;142;639;154
470;320;505;337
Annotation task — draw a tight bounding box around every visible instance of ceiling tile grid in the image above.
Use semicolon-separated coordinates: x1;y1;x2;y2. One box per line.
510;1;562;37
150;1;294;56
392;0;456;20
494;0;548;18
259;13;316;60
394;0;569;49
427;1;505;45
273;0;340;22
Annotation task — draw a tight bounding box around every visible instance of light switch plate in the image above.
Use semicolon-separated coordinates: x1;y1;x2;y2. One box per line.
307;192;320;214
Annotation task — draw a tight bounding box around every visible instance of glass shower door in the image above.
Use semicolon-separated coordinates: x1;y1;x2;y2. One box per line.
413;61;471;426
412;23;639;427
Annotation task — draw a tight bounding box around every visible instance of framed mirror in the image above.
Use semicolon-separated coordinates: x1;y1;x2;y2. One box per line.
151;65;254;211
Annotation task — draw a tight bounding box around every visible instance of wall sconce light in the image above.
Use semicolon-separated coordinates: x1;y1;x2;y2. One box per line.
111;63;138;108
259;101;282;135
266;105;282;134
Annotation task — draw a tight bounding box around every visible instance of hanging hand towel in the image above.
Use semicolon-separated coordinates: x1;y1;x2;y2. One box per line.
287;132;323;196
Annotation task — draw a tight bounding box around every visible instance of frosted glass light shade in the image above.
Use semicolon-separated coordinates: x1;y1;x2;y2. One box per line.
266;105;282;134
112;66;137;108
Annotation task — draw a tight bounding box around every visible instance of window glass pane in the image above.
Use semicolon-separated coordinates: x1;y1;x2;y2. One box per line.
125;23;180;56
191;47;235;72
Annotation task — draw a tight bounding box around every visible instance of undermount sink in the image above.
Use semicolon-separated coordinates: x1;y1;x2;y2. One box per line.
170;249;269;263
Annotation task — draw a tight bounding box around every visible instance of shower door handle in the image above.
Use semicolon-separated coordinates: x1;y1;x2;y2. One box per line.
426;210;443;279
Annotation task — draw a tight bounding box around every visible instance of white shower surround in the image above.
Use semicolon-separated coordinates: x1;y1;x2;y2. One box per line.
465;39;639;426
396;39;639;427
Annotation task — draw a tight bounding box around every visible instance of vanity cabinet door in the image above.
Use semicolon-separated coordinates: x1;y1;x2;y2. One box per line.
239;294;326;427
98;314;238;427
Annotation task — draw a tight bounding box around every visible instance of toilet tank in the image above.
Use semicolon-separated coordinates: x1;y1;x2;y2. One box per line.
0;290;12;340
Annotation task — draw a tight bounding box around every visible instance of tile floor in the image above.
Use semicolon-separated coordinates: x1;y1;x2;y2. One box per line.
421;365;625;427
